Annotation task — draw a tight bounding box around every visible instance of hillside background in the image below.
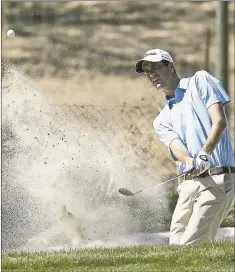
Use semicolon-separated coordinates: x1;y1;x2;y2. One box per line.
2;1;235;228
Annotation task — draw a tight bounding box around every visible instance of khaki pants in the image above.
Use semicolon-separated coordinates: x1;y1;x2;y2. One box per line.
170;173;234;245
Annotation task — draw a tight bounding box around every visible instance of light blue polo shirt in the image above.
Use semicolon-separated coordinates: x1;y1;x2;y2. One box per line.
153;70;234;174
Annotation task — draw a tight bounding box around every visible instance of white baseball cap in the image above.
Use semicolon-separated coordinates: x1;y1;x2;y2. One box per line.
135;49;174;73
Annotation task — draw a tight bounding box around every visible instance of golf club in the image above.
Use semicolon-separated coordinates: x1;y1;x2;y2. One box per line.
119;169;194;197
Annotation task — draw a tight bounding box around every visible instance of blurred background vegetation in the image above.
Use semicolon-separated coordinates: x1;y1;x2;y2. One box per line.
2;2;235;78
2;1;234;228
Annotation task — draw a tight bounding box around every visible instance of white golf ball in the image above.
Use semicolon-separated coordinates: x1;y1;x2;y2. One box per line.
7;29;15;37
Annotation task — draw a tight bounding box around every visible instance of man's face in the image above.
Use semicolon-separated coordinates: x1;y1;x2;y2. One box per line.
142;61;174;92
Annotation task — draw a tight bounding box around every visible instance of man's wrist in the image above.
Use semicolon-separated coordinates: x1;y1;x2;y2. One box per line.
184;157;194;171
184;157;194;164
201;146;212;155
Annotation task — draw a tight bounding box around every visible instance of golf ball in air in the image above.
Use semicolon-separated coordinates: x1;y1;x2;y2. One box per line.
7;29;15;37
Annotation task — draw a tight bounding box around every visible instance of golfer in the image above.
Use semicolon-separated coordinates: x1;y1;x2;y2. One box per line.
135;49;235;245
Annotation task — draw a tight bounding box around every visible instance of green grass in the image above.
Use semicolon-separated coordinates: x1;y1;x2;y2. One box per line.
221;202;235;227
2;241;234;272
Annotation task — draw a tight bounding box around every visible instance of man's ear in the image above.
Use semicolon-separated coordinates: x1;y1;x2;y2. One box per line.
169;62;175;72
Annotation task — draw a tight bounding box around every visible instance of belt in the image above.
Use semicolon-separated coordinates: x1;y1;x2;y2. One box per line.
184;166;235;181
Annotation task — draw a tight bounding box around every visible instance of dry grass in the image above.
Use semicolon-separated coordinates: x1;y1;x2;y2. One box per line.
2;2;234;78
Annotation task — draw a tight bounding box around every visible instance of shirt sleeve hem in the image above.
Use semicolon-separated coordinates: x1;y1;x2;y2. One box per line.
206;99;231;109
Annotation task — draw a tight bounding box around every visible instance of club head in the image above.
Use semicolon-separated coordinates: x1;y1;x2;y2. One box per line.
119;188;135;196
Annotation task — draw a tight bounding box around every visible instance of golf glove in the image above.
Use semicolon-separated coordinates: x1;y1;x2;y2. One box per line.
193;151;211;176
185;151;211;177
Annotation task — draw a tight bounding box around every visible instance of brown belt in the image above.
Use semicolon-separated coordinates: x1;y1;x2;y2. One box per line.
183;166;235;181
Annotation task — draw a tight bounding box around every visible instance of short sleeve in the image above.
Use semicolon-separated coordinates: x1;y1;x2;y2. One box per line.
195;70;231;109
153;109;179;161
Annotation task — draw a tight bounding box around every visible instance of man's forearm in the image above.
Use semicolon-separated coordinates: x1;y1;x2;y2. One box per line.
169;120;227;163
169;138;192;164
202;119;227;154
203;102;228;154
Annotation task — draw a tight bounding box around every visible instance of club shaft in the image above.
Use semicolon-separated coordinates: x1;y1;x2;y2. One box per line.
132;172;188;196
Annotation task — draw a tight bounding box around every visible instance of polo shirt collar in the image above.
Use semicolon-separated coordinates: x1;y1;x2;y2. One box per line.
177;77;190;90
166;78;190;109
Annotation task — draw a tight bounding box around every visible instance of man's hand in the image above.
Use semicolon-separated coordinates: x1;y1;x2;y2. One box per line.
185;151;211;177
169;139;211;176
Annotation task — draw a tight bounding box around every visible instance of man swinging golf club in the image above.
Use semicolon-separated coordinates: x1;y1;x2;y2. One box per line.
135;48;235;245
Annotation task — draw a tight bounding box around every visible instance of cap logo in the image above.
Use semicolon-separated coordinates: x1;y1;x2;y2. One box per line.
144;52;159;57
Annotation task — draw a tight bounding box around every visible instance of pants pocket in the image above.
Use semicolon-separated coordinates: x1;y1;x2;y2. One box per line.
199;174;226;195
